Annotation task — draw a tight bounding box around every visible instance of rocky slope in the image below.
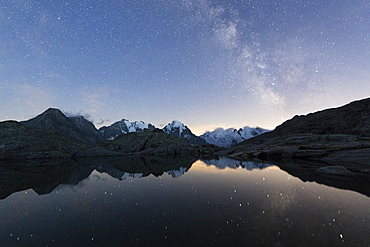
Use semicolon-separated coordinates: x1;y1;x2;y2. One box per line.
216;98;370;169
268;98;370;137
22;108;103;145
0;121;82;159
100;129;212;156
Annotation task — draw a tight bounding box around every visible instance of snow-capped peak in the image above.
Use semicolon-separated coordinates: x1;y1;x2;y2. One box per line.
200;126;270;148
163;120;187;137
99;119;156;140
124;120;151;133
164;120;186;131
162;121;208;146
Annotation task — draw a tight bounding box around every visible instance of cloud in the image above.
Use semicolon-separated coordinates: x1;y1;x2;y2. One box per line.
96;119;110;125
64;110;93;122
64;111;109;126
74;85;111;124
80;85;111;114
190;124;237;136
82;91;105;113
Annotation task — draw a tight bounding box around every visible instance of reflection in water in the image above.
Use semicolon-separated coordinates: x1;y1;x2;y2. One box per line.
275;160;370;197
0;156;196;199
0;159;96;199
167;167;189;178
0;157;370;246
94;156;195;180
203;156;273;170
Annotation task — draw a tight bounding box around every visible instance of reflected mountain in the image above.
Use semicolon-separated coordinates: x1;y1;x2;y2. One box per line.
167;167;189;178
2;156;370;200
0;156;196;199
203;157;273;170
204;157;370;197
0;159;97;199
94;155;195;180
274;160;370;197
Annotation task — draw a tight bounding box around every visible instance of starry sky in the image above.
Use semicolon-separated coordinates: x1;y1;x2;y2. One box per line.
1;0;369;134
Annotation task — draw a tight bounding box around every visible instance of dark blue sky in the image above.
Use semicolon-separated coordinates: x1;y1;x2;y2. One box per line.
1;0;369;133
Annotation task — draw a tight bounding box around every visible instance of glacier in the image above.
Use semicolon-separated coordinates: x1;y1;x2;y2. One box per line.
200;126;270;148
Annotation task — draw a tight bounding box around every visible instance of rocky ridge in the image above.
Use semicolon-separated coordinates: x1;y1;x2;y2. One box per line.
22;108;103;145
0;118;221;160
216;98;370;170
0;108;223;160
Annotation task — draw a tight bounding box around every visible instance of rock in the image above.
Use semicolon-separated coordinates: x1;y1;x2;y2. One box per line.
325;134;358;142
315;166;356;178
281;147;299;158
293;150;327;158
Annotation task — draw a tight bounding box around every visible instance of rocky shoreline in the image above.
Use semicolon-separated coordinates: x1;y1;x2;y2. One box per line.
216;133;370;169
215;97;370;173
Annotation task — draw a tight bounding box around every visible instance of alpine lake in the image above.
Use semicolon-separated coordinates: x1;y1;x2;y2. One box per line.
0;156;369;247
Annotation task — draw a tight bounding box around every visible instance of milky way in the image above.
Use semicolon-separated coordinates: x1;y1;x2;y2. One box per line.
0;0;369;134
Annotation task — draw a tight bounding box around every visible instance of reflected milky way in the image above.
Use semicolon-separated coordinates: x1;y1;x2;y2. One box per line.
0;157;370;246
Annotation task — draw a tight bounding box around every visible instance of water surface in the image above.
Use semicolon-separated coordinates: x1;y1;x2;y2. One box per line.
0;157;369;246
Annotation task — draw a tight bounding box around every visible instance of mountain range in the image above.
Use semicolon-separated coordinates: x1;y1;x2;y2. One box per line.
2;97;370;190
19;108;266;148
200;126;270;148
99;119;156;140
3;97;370;170
0;108;225;159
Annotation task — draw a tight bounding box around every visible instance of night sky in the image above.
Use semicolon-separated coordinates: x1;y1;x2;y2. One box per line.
1;0;369;134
